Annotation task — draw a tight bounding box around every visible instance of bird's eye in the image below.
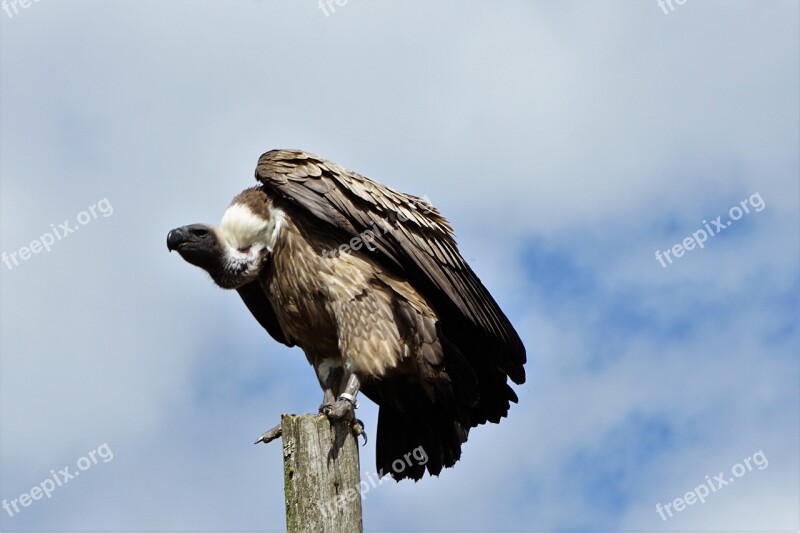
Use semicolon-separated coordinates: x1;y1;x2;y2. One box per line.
191;228;209;238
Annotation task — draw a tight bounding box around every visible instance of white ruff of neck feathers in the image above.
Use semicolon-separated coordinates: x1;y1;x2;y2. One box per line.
218;203;285;266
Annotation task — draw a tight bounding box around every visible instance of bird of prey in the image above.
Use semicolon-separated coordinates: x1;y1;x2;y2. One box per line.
167;149;526;481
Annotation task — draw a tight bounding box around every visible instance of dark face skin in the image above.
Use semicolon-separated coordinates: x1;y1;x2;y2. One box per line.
167;223;270;289
166;224;225;279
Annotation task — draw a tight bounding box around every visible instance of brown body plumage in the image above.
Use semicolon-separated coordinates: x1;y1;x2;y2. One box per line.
167;149;526;481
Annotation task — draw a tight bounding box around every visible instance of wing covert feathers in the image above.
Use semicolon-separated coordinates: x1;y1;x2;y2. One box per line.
255;149;526;385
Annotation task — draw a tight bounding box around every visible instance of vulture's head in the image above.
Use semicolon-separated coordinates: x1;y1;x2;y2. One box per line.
167;188;281;289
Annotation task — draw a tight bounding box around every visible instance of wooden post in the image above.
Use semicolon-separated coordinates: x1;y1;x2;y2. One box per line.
281;414;363;533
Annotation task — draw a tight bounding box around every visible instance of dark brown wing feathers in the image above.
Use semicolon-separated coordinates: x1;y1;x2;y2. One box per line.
255;149;526;385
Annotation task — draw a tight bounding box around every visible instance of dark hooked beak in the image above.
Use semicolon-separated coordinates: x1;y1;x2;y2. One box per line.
167;227;188;252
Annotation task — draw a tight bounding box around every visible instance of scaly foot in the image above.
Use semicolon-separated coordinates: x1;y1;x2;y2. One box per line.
254;423;282;445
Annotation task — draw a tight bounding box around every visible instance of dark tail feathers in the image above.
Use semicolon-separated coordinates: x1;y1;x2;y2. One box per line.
375;405;468;481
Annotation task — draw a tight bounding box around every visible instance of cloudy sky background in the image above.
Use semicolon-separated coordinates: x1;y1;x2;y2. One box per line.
1;1;798;531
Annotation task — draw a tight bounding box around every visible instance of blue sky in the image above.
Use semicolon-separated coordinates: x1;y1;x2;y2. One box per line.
1;1;797;531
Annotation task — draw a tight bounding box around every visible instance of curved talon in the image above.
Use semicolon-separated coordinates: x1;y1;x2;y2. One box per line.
353;418;367;446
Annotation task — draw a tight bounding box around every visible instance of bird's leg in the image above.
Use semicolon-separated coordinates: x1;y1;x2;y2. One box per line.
322;373;367;444
317;387;337;414
317;361;343;414
323;372;359;419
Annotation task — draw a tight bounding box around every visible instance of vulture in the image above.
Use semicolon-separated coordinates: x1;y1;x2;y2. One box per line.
167;149;526;481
